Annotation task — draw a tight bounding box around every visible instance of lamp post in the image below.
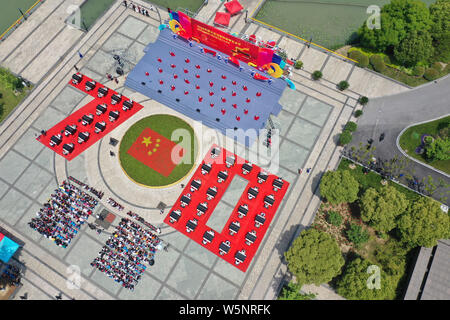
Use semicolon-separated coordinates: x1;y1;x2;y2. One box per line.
19;8;27;21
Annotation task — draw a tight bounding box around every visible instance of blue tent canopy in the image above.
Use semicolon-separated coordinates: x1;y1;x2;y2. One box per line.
0;234;20;263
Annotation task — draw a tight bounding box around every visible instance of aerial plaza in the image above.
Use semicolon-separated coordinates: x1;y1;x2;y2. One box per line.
0;0;448;305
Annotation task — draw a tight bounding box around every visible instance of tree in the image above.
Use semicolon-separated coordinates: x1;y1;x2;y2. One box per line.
336;258;397;300
339;130;353;146
393;30;434;67
345;121;358;132
294;60;303;69
284;228;345;286
370;54;387;72
346;223;370;247
429;0;450;61
357;0;433;53
358;96;369;105
327;211;343;227
360;186;409;233
337;80;350;91
398;197;450;248
425;137;450;161
312;70;322;80
320;170;359;204
278;282;315;300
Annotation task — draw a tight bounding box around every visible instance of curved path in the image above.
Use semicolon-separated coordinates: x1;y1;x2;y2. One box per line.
350;75;450;205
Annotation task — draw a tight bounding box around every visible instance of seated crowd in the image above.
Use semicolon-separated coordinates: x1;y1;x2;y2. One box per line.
29;181;98;248
68;176;104;199
107;198;124;211
90;218;161;290
126;211;161;234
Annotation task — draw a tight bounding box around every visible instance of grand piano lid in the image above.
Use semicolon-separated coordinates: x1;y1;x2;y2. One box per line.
229;221;240;232
255;214;266;224
181;195;191;203
109;110;119;118
201;163;212;171
86;81;96;88
242;162;253;171
65;125;77;133
82;114;94;122
78;131;90;140
207;187;217;196
98;87;108;93
96;104;107;111
218;171;228;179
186;219;197;230
111;93;122;101
219;241;231;252
72;73;83;81
264;195;275;204
95;121;106;129
63;143;74;151
248;187;259;196
238;205;248;214
191;180;201;188
246;232;257;242
257;171;268;179
123;99;133;108
235;251;247;262
50;135;62;144
197;203;207;212
273;178;284;187
170;210;181;220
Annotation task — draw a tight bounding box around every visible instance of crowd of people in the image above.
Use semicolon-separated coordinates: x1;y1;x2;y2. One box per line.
126;211;161;234
68;176;104;199
90;218;161;290
107;198;124;211
29;181;98;248
0;264;21;289
122;1;154;17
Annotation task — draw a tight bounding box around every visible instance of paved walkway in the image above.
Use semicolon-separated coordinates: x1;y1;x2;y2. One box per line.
0;0;442;301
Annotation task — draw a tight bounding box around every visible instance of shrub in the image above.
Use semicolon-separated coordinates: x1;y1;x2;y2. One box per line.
0;92;3;99
424;68;439;80
432;62;442;71
383;55;391;64
345;121;358;132
13;77;24;91
320;170;359;204
354;110;363;118
339;130;353;146
294;60;303;69
337;80;350;91
346;223;369;247
349;51;369;68
358;96;369;105
312;70;322;80
327;211;343;226
425;137;450;161
370;55;387;73
0;103;4;118
412;65;425;77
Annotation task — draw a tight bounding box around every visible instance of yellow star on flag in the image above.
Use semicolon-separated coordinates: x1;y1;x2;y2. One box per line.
142;136;152;147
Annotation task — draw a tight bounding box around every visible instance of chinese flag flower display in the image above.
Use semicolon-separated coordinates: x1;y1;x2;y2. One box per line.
127;128;185;177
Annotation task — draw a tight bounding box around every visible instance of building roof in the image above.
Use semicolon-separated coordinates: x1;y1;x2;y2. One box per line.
404;239;450;300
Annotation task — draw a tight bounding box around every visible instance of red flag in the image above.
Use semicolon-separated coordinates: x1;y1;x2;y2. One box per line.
127;128;185;177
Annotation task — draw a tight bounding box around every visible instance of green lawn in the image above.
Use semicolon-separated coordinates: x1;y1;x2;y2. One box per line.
119;114;198;187
398;116;450;174
0;0;37;38
143;0;204;13
0;68;31;124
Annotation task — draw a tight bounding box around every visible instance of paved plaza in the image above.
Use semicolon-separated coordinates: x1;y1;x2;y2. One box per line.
0;0;425;300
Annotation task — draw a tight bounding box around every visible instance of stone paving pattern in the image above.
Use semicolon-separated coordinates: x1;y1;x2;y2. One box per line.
0;0;427;301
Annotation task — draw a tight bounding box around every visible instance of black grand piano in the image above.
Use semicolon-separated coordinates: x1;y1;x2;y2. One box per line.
210;147;221;158
225;155;236;168
272;177;284;191
254;212;266;228
201;163;212;175
242;162;253;175
72;73;83;85
190;179;202;192
202;230;215;245
196;202;208;216
237;204;249;219
94;121;106;134
257;171;269;184
81;113;94;126
245;230;257;245
180;194;191;207
109;110;120;122
229;221;240;236
264;194;275;208
49;134;62;147
96;104;107;116
247;186;259;200
217;170;228;183
97;86;108;98
122;99;133;111
206;186;217;200
235;250;247;265
64;124;77;136
85;80;96;91
77;131;90;144
62;143;74;155
186;218;198;233
169;210;181;223
111;93;122;105
219;240;231;256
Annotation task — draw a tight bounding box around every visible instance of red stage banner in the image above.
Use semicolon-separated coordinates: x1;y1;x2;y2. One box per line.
127;128;185;177
190;18;261;65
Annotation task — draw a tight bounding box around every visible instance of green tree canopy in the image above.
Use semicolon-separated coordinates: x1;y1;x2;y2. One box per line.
284;228;345;286
360;186;409;233
336;258;397;300
278;282;316;300
393;30;434;66
426;137;450;161
429;0;450;61
398;197;450;248
320;170;359;204
358;0;433;53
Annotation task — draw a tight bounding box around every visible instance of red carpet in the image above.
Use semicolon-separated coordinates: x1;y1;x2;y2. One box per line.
37;74;143;161
164;144;290;272
127;128;185;177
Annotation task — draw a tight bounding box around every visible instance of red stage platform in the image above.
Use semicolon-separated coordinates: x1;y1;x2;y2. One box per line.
164;145;289;272
224;0;244;15
37;74;143;161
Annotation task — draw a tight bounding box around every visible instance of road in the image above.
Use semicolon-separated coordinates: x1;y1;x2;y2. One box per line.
349;75;450;206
